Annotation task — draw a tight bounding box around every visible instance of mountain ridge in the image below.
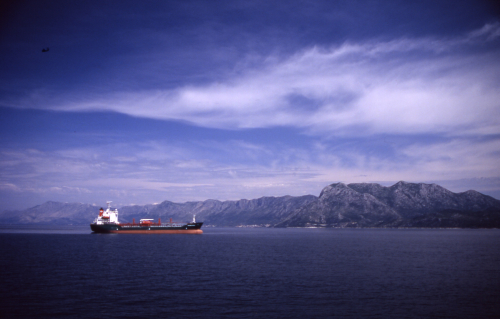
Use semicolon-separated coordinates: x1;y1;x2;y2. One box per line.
1;182;500;228
276;181;500;228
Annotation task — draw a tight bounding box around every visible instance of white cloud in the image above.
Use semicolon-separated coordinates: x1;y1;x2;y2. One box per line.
401;138;500;179
466;22;500;41
2;128;499;206
15;24;498;138
2;24;500;209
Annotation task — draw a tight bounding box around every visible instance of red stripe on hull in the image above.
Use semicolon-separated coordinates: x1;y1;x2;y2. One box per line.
106;229;203;234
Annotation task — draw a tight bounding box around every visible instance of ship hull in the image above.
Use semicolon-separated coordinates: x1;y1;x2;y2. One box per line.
90;222;203;234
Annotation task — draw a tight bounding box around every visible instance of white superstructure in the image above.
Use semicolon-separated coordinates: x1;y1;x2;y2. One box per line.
93;201;119;224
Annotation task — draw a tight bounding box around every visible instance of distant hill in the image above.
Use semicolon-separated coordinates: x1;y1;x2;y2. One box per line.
0;201;98;225
116;195;318;226
275;182;500;228
1;182;500;228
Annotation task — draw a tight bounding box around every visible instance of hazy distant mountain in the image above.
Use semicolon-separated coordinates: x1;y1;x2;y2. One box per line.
1;182;499;228
0;201;98;225
119;195;318;226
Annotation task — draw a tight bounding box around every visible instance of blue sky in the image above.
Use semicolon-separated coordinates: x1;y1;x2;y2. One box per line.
1;0;500;210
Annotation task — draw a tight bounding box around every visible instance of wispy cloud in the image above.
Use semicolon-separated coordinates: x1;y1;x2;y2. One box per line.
2;128;499;207
9;24;500;138
2;12;500;210
466;22;500;41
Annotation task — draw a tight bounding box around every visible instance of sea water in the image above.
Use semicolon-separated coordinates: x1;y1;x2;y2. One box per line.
0;226;499;318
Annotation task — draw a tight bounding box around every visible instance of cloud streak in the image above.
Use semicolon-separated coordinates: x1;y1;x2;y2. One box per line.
11;24;500;138
1;3;500;210
2;129;499;208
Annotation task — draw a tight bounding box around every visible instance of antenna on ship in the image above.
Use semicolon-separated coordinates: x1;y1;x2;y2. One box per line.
192;214;196;223
107;201;112;209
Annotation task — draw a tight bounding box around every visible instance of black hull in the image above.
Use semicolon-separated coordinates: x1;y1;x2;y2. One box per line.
90;222;203;234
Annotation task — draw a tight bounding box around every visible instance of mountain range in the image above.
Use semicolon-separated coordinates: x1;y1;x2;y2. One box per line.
1;181;500;228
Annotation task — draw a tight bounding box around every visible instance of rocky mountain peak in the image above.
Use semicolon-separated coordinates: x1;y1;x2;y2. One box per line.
319;182;350;198
1;182;499;228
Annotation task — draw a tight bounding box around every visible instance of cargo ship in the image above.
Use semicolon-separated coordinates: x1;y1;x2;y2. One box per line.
90;202;203;234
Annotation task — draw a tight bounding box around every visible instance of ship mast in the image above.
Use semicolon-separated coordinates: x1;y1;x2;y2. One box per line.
106;201;118;221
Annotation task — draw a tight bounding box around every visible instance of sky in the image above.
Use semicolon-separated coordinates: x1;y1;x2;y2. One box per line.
1;0;500;210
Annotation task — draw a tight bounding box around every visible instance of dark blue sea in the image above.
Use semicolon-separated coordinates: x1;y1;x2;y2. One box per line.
0;226;499;318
